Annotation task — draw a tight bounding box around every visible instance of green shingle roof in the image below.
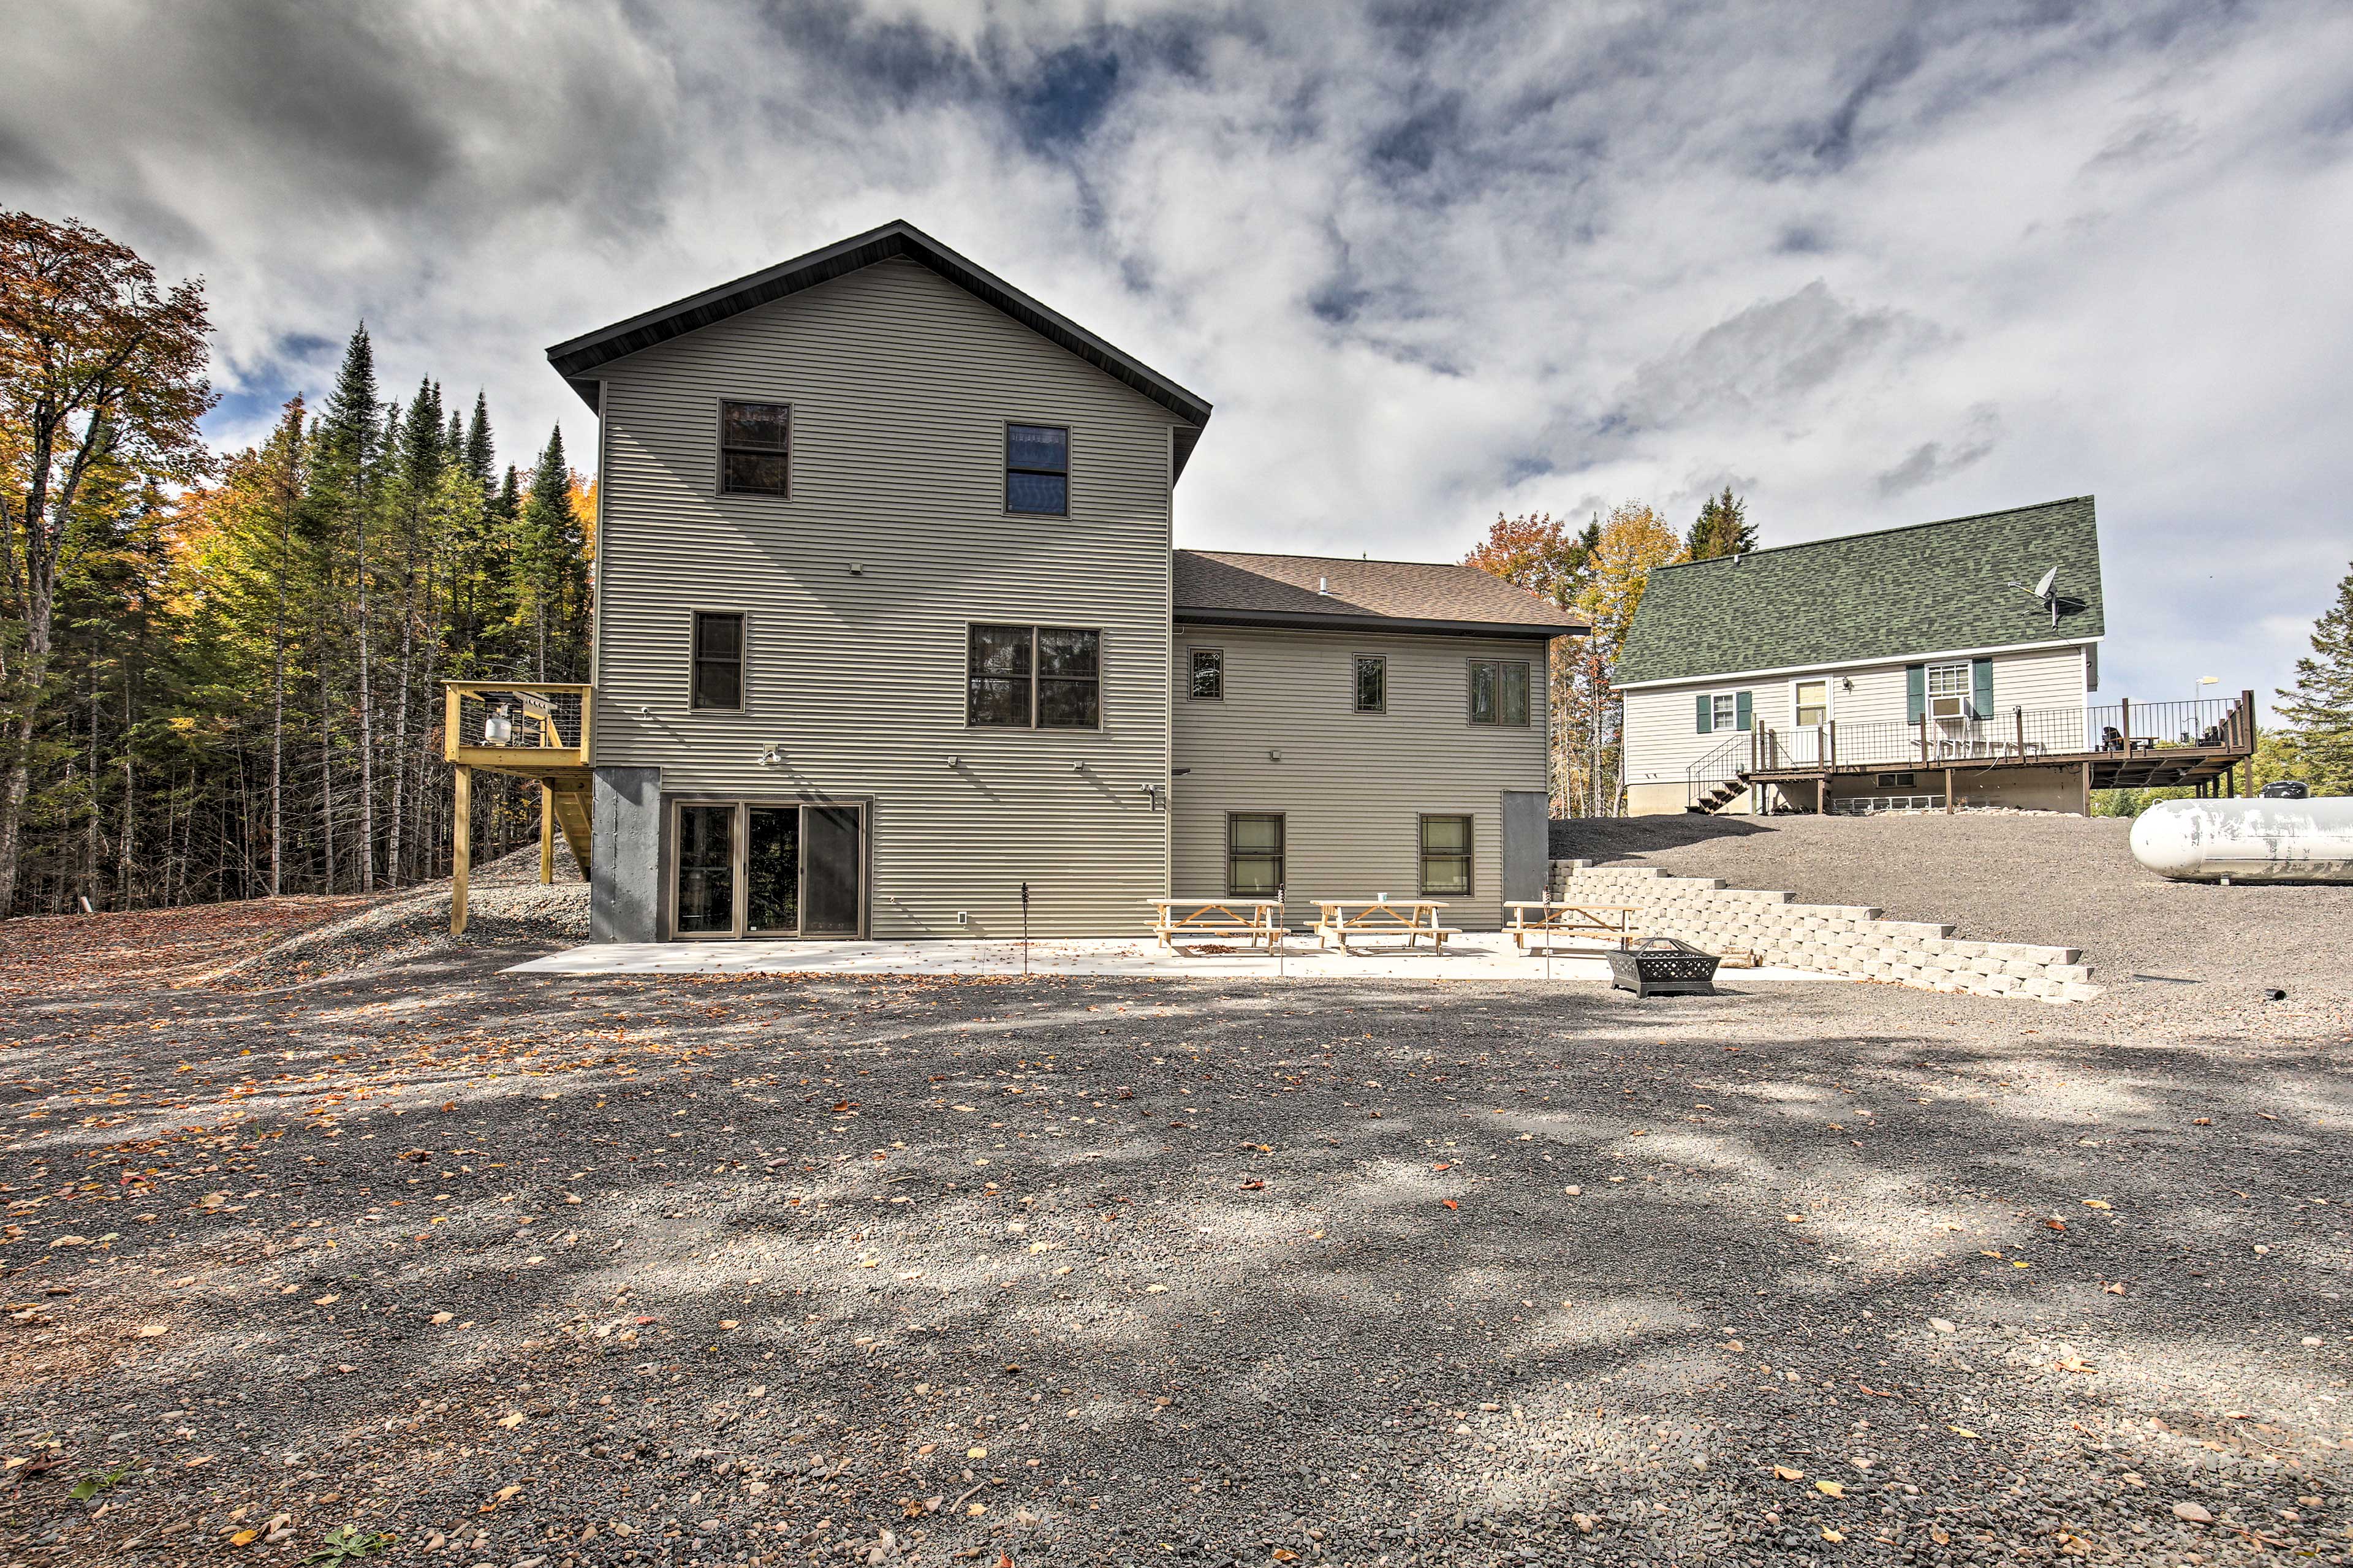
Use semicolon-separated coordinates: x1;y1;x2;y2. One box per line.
1615;496;2104;686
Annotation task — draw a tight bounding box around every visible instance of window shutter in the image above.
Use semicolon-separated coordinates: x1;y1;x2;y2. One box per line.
1735;690;1753;731
1971;658;1995;719
1696;694;1713;734
1905;664;1926;723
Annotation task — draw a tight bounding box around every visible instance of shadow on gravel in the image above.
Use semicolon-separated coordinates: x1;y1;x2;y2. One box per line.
6;963;2347;1566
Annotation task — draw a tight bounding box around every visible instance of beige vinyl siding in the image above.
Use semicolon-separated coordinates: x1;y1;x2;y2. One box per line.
1623;642;2098;799
589;257;1184;939
1172;627;1550;930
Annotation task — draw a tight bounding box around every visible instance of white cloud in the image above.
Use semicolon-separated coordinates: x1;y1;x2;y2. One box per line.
4;0;2349;708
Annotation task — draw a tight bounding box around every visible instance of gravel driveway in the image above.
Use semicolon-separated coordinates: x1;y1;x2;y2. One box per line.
2;937;2348;1567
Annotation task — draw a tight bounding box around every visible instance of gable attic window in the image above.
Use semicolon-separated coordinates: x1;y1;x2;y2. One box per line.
1006;424;1069;515
691;612;745;710
719;401;790;496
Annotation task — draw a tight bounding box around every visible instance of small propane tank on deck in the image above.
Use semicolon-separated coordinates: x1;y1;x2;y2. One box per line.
2129;797;2353;882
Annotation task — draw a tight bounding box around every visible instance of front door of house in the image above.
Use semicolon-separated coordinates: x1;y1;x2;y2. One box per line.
672;801;865;939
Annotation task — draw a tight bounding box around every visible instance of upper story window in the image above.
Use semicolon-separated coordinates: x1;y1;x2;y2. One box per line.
1468;659;1529;726
968;624;1100;728
1189;648;1223;700
1353;656;1386;713
691;611;744;710
1006;424;1069;515
719;401;790;496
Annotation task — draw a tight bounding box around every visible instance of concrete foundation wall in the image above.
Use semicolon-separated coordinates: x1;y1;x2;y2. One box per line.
592;767;663;943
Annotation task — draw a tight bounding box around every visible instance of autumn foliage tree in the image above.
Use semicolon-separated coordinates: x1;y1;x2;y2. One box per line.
0;211;215;914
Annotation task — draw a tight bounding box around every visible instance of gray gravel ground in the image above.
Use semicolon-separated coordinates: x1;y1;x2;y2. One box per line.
3;936;2349;1567
1550;813;2353;1040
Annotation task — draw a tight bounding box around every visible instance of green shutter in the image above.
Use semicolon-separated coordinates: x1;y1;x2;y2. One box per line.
1696;694;1713;734
1905;664;1926;723
1735;690;1753;731
1971;658;1995;719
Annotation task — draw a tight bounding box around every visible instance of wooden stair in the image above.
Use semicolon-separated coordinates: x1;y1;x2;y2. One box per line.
1688;773;1750;815
548;784;591;877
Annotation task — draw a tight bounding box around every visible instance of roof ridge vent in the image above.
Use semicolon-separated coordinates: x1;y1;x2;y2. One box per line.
1317;575;1330;595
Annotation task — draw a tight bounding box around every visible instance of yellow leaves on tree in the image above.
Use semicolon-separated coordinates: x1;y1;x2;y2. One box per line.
1577;501;1683;651
1460;511;1590;608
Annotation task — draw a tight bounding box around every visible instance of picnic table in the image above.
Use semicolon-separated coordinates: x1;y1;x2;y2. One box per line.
1311;898;1456;951
1505;900;1642;953
1145;898;1285;950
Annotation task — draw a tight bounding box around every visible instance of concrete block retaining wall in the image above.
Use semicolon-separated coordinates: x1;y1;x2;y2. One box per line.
1551;860;2101;1004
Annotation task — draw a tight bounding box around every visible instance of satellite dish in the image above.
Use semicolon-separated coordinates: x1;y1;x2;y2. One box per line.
2032;566;2058;600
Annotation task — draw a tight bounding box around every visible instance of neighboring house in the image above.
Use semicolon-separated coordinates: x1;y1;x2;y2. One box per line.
445;221;1582;942
1616;497;2254;816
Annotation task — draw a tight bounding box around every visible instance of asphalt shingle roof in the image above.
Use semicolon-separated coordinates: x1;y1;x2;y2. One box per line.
1175;550;1588;638
1614;496;2105;686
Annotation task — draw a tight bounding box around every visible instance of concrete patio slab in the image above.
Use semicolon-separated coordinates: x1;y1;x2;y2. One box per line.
504;933;1843;985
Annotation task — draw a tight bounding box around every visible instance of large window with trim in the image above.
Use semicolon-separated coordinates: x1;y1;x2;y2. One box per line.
1227;813;1285;897
1419;815;1472;896
1005;423;1069;515
691;612;744;710
967;624;1100;728
1468;659;1530;725
719;401;790;496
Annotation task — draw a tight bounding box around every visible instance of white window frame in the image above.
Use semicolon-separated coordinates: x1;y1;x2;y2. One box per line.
1790;676;1831;729
1925;660;1971;721
1708;691;1739;730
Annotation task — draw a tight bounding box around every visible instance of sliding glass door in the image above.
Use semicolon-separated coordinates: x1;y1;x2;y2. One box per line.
669;801;864;939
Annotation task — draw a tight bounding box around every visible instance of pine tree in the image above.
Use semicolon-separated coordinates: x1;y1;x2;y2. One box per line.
464;393;496;498
514;428;586;680
1684;486;1757;561
2278;557;2353;792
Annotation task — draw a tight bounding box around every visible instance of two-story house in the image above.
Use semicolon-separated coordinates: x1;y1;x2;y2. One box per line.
471;221;1581;943
1616;497;2254;816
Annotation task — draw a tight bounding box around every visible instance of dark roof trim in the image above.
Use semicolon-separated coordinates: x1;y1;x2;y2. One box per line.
546;219;1213;471
1173;607;1572;642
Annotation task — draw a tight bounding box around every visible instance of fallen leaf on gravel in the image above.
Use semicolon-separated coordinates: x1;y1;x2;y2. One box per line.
2103;1282;2126;1294
430;1312;453;1324
2044;1218;2066;1232
497;1413;526;1428
229;1528;258;1546
1237;1180;1264;1191
967;1447;987;1459
1773;1466;1804;1480
1820;1528;1844;1542
2057;1532;2092;1555
1815;1480;1844;1497
2055;1356;2097;1373
1563;1186;1580;1195
1930;1527;1950;1545
1432;1163;1451;1171
314;1294;339;1305
719;1320;738;1330
2082;1199;2112;1210
136;1324;169;1337
2118;1473;2143;1488
1786;1214;1805;1223
2171;1502;2212;1523
1947;1426;1978;1439
1272;1551;1298;1561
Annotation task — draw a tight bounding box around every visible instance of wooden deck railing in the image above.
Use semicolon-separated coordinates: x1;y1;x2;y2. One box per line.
1749;691;2253;775
442;681;593;768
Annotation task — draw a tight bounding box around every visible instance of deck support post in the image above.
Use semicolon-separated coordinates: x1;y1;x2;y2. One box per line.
540;785;555;884
2079;760;2092;816
452;764;472;936
1943;765;1955;814
1816;776;1826;816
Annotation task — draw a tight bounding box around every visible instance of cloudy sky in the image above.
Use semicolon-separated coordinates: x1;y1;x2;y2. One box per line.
11;0;2352;710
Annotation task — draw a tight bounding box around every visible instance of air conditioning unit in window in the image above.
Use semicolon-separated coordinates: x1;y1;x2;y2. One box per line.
1929;694;1967;720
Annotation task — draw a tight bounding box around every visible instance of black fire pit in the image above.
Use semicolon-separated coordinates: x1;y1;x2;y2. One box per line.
1607;937;1722;998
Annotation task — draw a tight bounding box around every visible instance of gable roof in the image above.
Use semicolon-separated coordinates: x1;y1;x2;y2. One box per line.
1175;550;1588;641
544;219;1214;476
1615;495;2104;686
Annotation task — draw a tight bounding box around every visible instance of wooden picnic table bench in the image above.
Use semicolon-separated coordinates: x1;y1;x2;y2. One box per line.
1505;900;1643;952
1145;898;1286;950
1311;898;1457;951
